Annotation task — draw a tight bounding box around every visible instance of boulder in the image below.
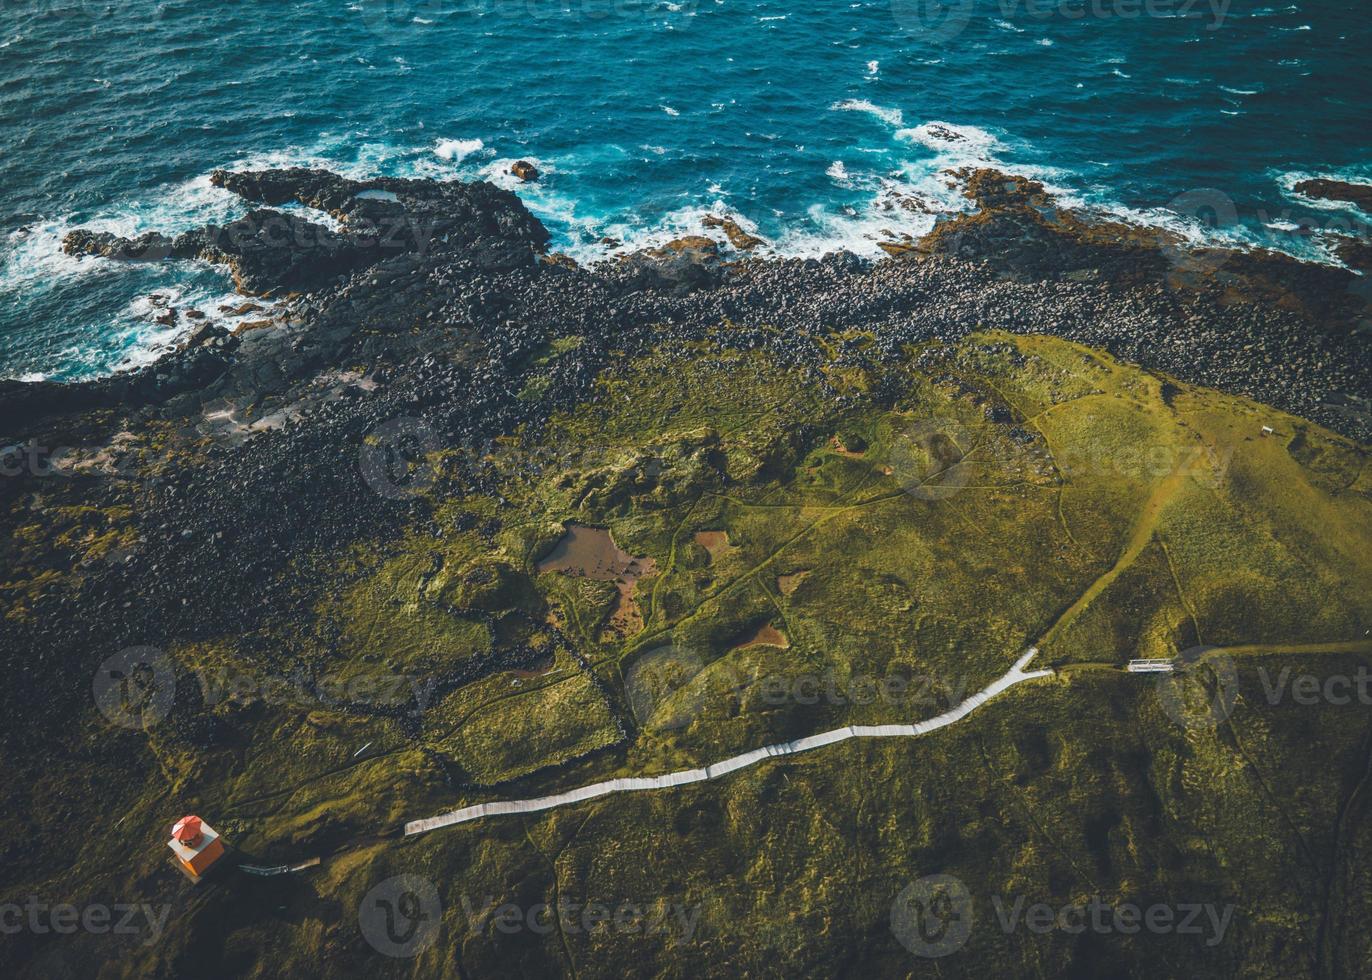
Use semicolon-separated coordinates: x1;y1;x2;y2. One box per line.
1328;234;1372;275
661;235;718;255
1293;178;1372;215
877;241;919;259
618;237;722;293
541;253;579;270
511;160;540;182
184;322;229;349
233;319;274;336
221;302;265;316
702;215;764;251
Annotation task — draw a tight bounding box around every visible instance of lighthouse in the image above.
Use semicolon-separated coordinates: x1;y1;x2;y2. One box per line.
168;815;226;880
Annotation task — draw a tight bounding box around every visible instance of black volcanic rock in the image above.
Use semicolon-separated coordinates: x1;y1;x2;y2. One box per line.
64;208;367;296
63;169;553;298
1329;234;1372;275
1294;177;1372;215
20;165;1371;453
62;229;180;262
209;167;551;253
615;235;725;293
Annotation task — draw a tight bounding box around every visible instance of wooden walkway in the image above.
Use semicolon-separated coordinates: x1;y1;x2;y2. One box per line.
403;649;1053;837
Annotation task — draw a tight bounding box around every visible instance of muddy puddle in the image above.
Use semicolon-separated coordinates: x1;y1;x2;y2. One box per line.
731;622;791;650
693;530;733;563
776;571;809;596
537;524;657;637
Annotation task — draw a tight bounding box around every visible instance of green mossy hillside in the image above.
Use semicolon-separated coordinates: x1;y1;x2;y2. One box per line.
4;329;1369;979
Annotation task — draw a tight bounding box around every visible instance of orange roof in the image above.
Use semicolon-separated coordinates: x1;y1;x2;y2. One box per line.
172;815;203;843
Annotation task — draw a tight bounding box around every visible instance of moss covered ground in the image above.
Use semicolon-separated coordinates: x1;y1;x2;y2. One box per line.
2;329;1369;978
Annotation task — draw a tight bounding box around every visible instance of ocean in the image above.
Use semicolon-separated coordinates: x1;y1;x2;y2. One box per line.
1;0;1368;380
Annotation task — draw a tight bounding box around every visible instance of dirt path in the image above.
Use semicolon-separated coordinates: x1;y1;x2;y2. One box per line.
1036;464;1192;650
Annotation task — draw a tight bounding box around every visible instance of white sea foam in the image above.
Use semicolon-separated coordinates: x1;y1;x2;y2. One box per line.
24;279;253;381
768;166;976;260
831;99;904;128
0;159;344;378
560;200;732;264
895;121;1002;160
479;156;552;190
434;137;485;162
0;173;244;298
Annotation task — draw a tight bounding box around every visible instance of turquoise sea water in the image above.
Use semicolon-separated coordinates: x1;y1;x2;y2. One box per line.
1;0;1368;379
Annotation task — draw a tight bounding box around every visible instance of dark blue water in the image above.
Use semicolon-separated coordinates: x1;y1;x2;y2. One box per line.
1;0;1368;379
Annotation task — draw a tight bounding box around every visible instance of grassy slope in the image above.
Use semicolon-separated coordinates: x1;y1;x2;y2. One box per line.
4;329;1370;978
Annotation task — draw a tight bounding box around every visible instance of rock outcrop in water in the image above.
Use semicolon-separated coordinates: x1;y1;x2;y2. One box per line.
1294;177;1372;215
64;209;377;296
510;160;540;182
209;167;551;251
920;169;1364;327
63;168;553;296
703;213;765;251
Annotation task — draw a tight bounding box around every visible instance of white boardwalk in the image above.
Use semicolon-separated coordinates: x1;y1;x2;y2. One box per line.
403;648;1053;837
1126;659;1176;673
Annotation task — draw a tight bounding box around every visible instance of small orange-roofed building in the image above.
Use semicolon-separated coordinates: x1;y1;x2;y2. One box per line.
168;815;226;879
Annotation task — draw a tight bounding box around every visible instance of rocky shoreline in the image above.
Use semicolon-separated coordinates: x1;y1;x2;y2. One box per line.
6;166;1368;441
1;165;1369;662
